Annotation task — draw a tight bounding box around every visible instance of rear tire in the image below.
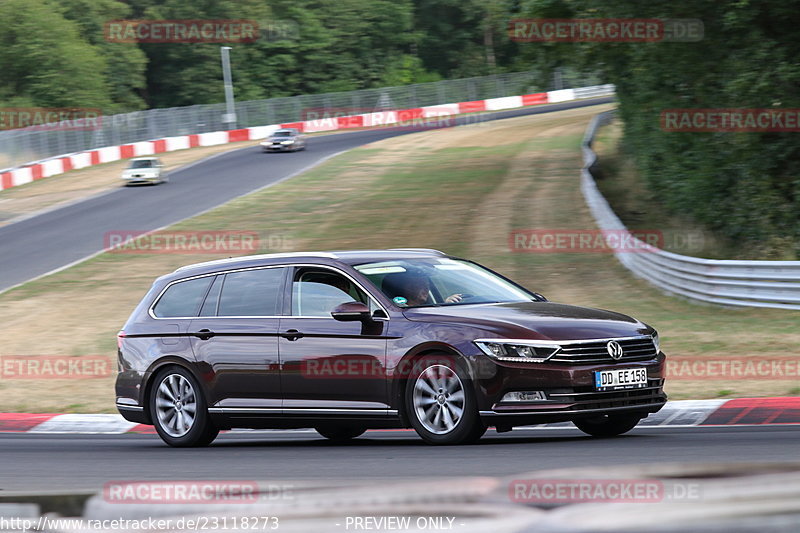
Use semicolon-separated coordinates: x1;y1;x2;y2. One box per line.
150;366;218;447
573;414;641;437
315;426;366;442
405;355;486;445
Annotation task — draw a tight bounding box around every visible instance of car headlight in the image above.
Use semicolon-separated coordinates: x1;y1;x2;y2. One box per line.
281;140;295;145
474;340;560;363
652;331;660;353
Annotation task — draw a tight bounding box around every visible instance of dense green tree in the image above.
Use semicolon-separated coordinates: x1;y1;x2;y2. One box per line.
54;0;148;111
0;0;111;109
515;0;800;255
412;0;519;78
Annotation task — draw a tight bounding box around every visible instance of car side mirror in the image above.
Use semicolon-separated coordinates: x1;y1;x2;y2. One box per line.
533;292;548;302
331;301;371;321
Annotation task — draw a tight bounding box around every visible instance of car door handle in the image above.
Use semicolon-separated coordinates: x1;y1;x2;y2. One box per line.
280;329;304;341
193;329;215;340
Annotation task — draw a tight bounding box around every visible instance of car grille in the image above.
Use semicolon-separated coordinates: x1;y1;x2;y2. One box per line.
548;378;666;410
548;336;657;364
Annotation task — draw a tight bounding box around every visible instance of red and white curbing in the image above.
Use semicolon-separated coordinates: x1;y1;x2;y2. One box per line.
1;398;798;435
0;86;611;192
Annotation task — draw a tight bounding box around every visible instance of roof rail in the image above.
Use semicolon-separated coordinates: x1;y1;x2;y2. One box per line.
388;248;447;255
174;251;337;272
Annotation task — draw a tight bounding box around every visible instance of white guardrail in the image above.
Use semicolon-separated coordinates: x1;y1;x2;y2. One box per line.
581;110;800;311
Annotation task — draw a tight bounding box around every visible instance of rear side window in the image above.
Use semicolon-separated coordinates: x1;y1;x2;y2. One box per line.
152;277;213;318
217;268;285;317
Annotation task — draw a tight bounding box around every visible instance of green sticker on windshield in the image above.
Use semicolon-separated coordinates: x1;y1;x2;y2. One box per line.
393;296;408;306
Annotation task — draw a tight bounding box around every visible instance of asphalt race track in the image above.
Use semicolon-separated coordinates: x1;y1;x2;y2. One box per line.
0;98;612;293
0;426;798;491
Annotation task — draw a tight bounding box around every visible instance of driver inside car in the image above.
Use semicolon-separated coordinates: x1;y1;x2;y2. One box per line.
382;271;463;306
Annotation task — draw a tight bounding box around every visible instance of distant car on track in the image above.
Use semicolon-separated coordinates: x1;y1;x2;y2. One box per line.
121;157;168;185
115;249;666;447
261;128;307;152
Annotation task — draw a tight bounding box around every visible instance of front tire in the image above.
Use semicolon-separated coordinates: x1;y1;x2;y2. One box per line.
573;414;642;437
405;355;485;445
150;367;218;447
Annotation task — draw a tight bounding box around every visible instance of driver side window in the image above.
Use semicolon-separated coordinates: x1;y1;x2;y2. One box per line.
291;269;371;317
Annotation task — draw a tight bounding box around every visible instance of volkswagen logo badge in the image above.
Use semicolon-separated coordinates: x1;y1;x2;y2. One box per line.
606;340;624;360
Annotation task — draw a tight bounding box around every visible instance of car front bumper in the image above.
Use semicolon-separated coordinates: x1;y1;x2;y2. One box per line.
262;143;295;151
122;175;161;183
472;352;667;425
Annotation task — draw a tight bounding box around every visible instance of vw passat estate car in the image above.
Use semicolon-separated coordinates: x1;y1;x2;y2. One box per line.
116;249;666;446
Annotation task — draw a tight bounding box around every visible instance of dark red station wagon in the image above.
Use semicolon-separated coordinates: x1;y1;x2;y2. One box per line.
116;249;667;446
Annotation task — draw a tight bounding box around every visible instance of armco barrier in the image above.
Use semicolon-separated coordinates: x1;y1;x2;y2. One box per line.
0;84;616;192
581;110;800;310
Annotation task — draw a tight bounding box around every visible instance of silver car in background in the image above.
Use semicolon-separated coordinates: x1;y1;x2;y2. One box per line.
121;157;168;185
261;128;307;152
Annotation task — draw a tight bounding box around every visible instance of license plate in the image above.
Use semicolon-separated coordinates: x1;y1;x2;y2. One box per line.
595;368;648;391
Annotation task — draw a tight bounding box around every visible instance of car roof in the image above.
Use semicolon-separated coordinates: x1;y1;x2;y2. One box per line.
167;249;448;279
130;156;159;161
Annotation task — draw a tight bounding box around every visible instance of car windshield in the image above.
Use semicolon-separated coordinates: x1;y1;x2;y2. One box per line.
354;257;535;307
273;130;295;137
129;160;155;168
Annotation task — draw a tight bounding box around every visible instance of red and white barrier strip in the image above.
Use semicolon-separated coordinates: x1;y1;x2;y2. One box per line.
0;86;614;192
1;397;797;434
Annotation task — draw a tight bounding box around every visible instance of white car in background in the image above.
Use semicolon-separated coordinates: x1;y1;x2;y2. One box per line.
261;128;307;152
121;157;168;185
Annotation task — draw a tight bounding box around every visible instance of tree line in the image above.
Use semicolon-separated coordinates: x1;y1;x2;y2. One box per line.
0;0;536;112
3;0;797;254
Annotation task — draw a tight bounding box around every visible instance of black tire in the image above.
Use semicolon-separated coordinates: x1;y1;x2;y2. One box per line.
315;426;367;442
149;366;218;447
405;355;486;445
573;414;642;437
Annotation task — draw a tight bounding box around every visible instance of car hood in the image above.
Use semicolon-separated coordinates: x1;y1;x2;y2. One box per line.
401;301;650;341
